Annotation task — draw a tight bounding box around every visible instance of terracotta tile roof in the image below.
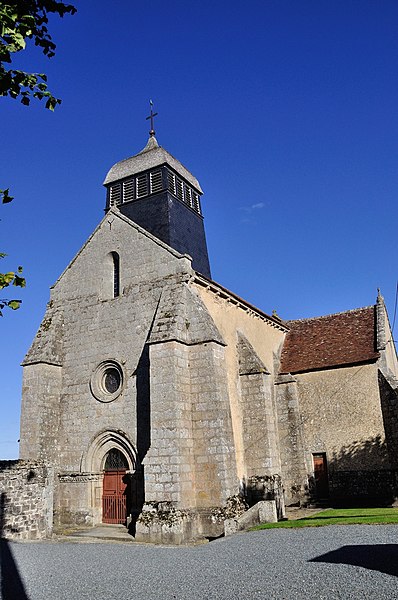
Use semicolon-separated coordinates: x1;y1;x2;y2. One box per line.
279;306;380;374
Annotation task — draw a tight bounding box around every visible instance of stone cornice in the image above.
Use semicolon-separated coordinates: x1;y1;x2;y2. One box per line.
193;275;288;332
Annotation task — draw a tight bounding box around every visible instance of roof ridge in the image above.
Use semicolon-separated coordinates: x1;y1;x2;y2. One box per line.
112;144;164;166
287;305;374;325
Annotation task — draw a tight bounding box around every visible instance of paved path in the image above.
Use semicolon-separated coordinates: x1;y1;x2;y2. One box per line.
2;525;398;600
55;524;134;543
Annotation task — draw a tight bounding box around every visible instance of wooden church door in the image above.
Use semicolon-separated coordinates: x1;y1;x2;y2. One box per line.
313;453;329;498
102;449;129;524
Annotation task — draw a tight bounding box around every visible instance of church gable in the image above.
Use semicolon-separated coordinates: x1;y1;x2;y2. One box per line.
51;208;193;302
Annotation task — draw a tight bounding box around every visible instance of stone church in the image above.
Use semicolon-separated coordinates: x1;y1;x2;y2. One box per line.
19;122;398;543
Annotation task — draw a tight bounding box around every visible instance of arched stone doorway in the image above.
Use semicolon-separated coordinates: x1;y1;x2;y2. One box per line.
84;430;144;527
102;448;129;524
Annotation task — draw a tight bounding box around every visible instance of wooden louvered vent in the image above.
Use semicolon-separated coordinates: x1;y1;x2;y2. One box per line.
164;168;201;214
192;191;201;214
167;171;176;195
123;179;135;203
184;184;191;206
108;167;201;214
109;183;121;207
136;174;148;198
150;170;163;194
176;178;184;201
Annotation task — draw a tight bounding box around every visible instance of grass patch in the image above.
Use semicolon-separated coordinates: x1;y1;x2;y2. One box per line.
252;507;398;530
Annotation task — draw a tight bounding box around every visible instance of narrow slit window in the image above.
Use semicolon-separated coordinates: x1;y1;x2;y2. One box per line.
112;252;120;298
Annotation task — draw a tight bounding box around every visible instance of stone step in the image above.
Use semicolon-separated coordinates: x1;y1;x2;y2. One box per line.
55;524;134;543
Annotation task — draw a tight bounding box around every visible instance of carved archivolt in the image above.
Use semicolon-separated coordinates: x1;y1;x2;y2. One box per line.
82;429;137;473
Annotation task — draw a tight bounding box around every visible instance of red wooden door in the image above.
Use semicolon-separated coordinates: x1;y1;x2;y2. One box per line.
313;453;329;498
102;470;127;524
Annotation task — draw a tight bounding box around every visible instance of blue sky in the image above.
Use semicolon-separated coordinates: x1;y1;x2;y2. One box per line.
1;0;397;459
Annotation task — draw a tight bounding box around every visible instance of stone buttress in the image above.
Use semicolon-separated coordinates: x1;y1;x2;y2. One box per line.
136;281;240;542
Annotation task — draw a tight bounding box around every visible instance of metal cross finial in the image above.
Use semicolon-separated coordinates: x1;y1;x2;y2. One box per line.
146;100;158;137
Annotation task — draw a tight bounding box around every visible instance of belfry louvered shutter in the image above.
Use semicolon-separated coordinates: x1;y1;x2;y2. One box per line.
136;174;148;198
184;184;191;206
176;178;184;201
167;171;176;194
150;170;163;194
123;179;135;203
109;183;122;206
192;192;201;214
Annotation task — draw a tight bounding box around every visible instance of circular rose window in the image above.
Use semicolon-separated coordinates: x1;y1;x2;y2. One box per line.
90;360;124;403
103;368;121;394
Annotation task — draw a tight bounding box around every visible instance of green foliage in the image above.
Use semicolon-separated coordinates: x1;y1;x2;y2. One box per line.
0;188;14;203
252;507;398;530
0;1;76;109
0;255;26;316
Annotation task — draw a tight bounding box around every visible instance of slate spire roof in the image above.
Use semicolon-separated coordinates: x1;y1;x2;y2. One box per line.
279;306;380;374
103;135;203;192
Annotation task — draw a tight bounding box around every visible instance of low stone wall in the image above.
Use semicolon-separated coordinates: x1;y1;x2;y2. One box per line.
329;469;398;506
0;460;54;540
135;497;249;544
242;474;285;519
135;503;224;544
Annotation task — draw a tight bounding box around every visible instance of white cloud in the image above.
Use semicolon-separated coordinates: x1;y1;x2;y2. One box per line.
239;202;265;213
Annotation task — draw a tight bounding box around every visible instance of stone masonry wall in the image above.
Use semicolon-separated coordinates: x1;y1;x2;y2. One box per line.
193;281;286;483
21;211;195;527
145;339;238;510
145;340;195;506
275;375;308;505
239;372;280;477
297;364;389;471
328;469;398;505
294;363;394;504
21;212;193;473
236;333;280;478
0;460;54;540
20;363;62;464
379;371;398;469
189;341;238;507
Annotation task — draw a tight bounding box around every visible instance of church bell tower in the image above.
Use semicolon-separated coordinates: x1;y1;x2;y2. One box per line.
103;107;211;279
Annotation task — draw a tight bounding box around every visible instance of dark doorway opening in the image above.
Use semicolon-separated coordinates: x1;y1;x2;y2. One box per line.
313;453;329;498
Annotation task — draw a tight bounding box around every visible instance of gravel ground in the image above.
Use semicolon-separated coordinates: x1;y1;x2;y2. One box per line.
2;525;398;600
